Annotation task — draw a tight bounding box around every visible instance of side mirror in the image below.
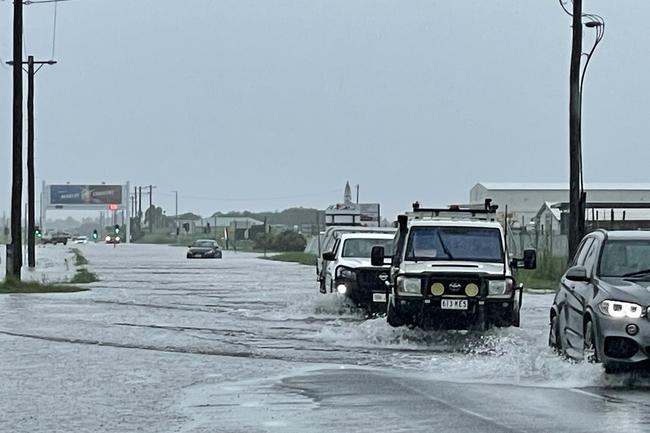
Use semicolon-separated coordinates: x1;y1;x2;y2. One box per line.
188;245;192;248
322;252;336;261
522;249;537;270
371;246;385;267
565;266;590;282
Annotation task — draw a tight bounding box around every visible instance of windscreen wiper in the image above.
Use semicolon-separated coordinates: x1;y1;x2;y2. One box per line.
622;268;650;278
436;232;454;260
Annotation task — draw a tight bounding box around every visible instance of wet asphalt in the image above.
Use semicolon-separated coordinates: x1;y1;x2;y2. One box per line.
1;244;649;433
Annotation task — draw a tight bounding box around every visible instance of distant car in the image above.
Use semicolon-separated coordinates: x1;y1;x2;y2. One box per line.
105;234;121;244
187;240;222;259
41;232;70;245
72;236;89;244
550;230;650;373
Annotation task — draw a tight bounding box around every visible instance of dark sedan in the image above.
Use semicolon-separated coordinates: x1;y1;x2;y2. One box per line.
187;240;222;259
549;230;650;373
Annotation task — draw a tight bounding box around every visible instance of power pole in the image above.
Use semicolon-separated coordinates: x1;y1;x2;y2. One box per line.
568;0;583;260
149;185;153;233
20;56;56;268
27;56;35;268
138;186;142;221
8;0;24;279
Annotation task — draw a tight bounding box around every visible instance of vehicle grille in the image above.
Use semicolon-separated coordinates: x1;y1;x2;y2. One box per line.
424;274;483;296
356;269;390;292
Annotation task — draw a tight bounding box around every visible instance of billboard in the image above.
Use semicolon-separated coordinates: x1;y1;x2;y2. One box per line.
50;185;123;205
359;203;381;227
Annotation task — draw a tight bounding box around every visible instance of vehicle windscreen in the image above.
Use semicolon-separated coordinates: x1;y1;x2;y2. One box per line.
599;240;650;277
341;238;393;258
192;241;214;248
405;226;503;262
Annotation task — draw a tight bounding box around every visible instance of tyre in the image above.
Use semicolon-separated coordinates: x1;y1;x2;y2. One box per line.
386;299;405;327
584;319;599;363
549;313;561;349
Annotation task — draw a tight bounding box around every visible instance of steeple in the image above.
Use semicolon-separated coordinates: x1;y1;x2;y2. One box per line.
344;181;352;205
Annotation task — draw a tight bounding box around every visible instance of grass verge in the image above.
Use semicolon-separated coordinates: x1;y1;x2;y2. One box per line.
70;268;99;284
69;248;89;266
0;277;88;294
518;255;567;291
264;252;317;266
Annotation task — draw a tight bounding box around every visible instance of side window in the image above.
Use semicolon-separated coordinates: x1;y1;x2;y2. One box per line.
573;238;594;266
583;240;601;275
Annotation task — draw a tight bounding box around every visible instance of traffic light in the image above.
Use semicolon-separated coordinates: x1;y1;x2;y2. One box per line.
92;229;98;241
114;225;120;234
35;226;42;238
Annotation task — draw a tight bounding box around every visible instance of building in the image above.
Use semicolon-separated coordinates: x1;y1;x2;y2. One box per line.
325;182;381;227
470;182;650;225
197;216;264;240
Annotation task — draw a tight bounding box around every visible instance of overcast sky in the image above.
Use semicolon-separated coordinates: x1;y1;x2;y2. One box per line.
1;0;649;219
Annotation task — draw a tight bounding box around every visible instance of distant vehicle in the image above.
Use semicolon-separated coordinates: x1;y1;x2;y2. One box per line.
187;239;222;259
72;236;89;244
371;201;536;330
41;232;71;245
321;232;394;315
105;234;121;244
549;230;650;373
317;226;396;293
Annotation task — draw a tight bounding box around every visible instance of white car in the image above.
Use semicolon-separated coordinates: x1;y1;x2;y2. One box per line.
321;232;395;314
317;226;396;293
72;236;89;244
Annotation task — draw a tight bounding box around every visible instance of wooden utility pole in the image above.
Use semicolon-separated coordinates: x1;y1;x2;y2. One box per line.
7;57;58;269
27;56;35;268
8;0;24;279
568;0;583;260
149;185;153;233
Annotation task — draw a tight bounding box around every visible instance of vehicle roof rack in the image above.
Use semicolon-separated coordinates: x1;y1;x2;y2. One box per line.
407;199;499;222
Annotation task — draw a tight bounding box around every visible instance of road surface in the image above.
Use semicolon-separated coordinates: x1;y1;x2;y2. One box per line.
1;244;649;432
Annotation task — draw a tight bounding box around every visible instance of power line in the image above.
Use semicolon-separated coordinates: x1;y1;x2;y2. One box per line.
154;189;341;202
50;0;58;59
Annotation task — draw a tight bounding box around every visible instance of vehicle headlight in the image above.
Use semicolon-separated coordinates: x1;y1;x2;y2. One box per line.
599;300;643;319
396;276;422;296
105;236;111;241
488;279;514;297
335;266;356;280
115;236;121;242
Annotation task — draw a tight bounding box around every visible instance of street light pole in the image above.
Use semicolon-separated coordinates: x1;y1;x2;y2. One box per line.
562;0;604;260
568;0;583;260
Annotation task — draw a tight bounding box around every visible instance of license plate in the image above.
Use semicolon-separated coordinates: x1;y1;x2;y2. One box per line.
194;253;203;257
440;299;468;310
373;293;387;303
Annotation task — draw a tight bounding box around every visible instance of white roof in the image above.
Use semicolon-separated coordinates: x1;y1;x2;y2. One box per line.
339;233;395;241
536;202;562;221
409;219;503;230
476;182;650;191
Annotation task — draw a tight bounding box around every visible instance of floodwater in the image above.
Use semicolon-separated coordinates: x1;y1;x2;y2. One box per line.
1;244;649;433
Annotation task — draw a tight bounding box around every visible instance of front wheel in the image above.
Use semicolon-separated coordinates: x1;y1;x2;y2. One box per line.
386;299;405;328
584;319;599;363
549;313;561;350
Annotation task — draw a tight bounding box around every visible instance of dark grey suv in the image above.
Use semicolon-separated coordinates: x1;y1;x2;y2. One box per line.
549;230;650;373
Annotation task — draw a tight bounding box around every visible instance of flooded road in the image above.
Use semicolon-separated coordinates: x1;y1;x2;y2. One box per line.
1;244;649;432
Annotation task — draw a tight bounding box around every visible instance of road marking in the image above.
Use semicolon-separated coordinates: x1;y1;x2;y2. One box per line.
396;380;527;433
